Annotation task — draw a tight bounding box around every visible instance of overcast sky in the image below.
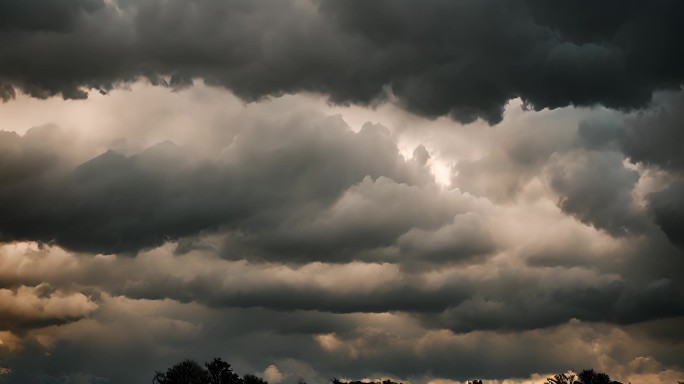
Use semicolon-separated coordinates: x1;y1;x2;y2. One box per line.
1;1;684;383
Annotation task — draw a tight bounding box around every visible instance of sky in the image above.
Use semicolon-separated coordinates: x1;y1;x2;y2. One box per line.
0;1;684;383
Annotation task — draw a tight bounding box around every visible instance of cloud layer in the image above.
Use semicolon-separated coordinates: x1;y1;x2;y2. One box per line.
1;0;683;123
0;81;683;383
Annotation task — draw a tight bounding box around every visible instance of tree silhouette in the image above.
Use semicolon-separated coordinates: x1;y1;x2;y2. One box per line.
153;358;265;384
206;358;242;384
153;359;209;384
577;369;615;384
547;373;576;384
331;379;403;384
244;374;269;384
152;360;633;384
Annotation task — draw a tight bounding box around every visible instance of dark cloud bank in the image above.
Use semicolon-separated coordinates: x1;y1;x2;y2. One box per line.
0;117;438;256
1;0;683;123
1;100;683;377
0;92;683;382
578;92;684;247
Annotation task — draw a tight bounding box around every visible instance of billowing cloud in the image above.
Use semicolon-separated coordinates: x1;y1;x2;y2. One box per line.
0;81;683;384
263;365;284;384
0;113;437;255
0;284;97;333
577;91;684;247
1;0;683;123
545;150;645;235
649;182;684;248
579;92;684;172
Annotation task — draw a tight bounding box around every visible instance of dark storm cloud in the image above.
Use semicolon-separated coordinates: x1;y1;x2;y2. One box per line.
127;266;684;330
579;92;684;172
546;150;646;236
576;91;684;246
1;0;683;122
223;178;491;264
619;92;684;173
649;182;684;249
424;276;684;333
0;0;103;32
4;242;681;333
122;273;472;314
5;308;683;384
0;116;487;260
2;248;682;383
0;129;62;184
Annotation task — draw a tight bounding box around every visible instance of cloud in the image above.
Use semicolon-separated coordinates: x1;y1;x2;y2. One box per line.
576;91;684;247
423;274;684;332
579;92;684;173
1;83;683;384
1;0;683;122
243;176;490;264
308;318;684;382
545;150;645;235
0;0;103;32
649;181;684;248
2;287;683;384
0;86;682;335
2;242;682;334
0;114;439;255
397;212;495;264
263;365;284;384
619;92;684;172
0;284;97;333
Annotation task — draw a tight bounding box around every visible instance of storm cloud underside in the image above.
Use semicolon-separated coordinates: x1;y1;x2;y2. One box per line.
0;0;683;123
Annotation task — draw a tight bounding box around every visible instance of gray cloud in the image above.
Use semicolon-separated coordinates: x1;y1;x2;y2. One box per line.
1;81;684;383
546;150;645;236
234;177;489;264
0;0;103;32
579;92;684;172
577;91;684;247
1;88;682;338
649;182;684;248
0;284;97;334
620;92;684;172
424;275;683;333
5;298;682;384
0;116;442;256
2;241;681;336
1;0;683;122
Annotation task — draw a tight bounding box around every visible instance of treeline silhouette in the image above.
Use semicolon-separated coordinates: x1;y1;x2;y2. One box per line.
153;358;676;384
153;358;266;384
331;380;400;384
543;371;621;384
330;370;624;384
